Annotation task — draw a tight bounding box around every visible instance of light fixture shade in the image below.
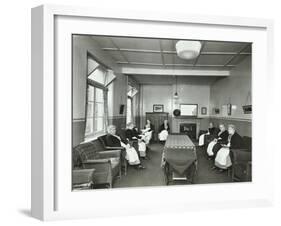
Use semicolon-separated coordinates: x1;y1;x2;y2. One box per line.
176;41;202;60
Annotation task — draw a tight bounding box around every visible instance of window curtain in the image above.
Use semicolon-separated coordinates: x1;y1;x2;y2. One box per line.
103;88;109;130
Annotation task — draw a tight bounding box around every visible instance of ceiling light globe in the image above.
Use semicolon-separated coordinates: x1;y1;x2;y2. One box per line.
176;41;202;60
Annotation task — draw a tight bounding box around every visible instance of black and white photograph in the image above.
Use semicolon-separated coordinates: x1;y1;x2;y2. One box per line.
72;35;252;190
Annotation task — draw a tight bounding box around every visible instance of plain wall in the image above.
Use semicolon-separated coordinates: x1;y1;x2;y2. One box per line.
210;56;252;120
140;83;211;131
209;56;252;136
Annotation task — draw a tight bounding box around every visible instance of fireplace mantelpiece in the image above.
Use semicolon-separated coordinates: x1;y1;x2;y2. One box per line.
180;123;197;139
172;117;202;139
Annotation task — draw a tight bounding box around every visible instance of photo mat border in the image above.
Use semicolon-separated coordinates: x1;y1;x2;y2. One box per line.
31;4;274;221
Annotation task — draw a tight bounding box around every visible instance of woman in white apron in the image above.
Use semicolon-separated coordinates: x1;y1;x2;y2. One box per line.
214;124;244;172
158;119;170;141
207;124;229;157
198;122;216;146
106;125;145;169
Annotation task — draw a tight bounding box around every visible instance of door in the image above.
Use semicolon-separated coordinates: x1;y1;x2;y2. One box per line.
146;112;169;141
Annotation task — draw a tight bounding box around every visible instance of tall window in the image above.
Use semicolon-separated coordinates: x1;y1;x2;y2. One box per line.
85;85;105;136
85;54;115;139
126;85;138;124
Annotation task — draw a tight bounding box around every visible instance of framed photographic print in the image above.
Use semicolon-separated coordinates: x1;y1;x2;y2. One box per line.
201;107;207;115
153;104;164;112
227;104;232;116
31;4;274;221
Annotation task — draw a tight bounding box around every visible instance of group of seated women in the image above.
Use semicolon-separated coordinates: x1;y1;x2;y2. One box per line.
104;120;155;170
104;119;171;170
199;123;244;172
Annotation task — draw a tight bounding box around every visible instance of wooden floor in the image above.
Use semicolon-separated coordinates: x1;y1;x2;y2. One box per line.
113;142;232;188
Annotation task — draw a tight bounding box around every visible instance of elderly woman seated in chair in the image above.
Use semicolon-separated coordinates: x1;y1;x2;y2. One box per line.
198;122;217;147
206;124;229;159
213;124;244;172
105;125;145;169
140;119;154;144
125;122;147;158
158;119;170;142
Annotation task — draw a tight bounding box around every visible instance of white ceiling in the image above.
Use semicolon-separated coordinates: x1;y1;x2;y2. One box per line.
91;36;251;84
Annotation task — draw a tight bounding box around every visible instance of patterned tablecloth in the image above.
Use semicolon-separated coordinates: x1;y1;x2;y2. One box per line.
164;134;196;149
161;134;197;175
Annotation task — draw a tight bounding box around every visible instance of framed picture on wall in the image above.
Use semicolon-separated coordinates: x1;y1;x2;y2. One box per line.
201;107;207;115
227;104;232;116
31;4;273;221
153;104;164;112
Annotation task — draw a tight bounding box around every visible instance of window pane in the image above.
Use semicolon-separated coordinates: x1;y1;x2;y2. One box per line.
87;58;99;75
95;103;104;117
87;85;95;101
88;67;105;85
126;98;132;124
94;117;104;132
95;88;104;102
85;118;94;135
86;102;94;117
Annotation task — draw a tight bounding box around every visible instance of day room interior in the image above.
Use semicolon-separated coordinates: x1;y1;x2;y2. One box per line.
72;34;252;189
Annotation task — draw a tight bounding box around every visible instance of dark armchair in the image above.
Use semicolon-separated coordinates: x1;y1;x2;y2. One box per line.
98;134;128;175
73;140;122;188
230;136;252;182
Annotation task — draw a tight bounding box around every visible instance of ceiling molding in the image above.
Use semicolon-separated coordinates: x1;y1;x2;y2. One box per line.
121;67;230;76
101;48;251;56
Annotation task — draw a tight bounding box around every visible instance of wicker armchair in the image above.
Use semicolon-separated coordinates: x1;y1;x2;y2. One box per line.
73;140;121;188
98;134;128;175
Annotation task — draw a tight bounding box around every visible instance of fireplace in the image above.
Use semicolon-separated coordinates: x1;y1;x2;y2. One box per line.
180;123;197;139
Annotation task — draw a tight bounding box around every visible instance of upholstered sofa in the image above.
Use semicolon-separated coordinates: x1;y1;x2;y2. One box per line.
72;139;122;188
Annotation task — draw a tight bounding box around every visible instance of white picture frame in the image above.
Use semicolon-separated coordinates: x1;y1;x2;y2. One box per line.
31;4;274;221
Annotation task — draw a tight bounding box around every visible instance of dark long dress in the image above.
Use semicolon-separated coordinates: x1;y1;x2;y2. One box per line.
212;130;229;157
159;123;170;133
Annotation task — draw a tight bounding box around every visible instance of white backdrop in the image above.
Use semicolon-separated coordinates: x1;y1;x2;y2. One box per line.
0;0;280;225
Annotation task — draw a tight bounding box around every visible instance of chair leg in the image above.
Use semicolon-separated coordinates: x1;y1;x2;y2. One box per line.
119;164;122;179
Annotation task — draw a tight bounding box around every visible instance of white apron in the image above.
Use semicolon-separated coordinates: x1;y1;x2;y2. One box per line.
158;130;169;141
199;134;205;146
118;137;140;165
215;147;232;169
207;140;216;156
142;131;152;144
138;141;146;157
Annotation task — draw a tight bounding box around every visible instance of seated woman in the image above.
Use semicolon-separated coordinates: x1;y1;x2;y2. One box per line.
198;122;217;146
206;124;229;158
214;124;244;172
126;122;147;158
158;119;170;141
141;119;154;144
105;125;145;169
140;124;152;145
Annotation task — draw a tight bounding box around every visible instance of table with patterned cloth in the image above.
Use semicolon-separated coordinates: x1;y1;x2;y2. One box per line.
161;134;197;184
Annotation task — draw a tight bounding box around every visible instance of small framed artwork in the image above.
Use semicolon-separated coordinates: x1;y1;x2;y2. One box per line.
227;104;232;116
153;104;164;112
214;108;220;114
201;107;207;115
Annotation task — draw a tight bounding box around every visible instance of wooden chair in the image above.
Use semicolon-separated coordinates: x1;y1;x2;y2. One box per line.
229;136;252;182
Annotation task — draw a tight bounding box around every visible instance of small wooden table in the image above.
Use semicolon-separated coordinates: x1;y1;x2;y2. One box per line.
161;134;197;185
72;169;95;190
